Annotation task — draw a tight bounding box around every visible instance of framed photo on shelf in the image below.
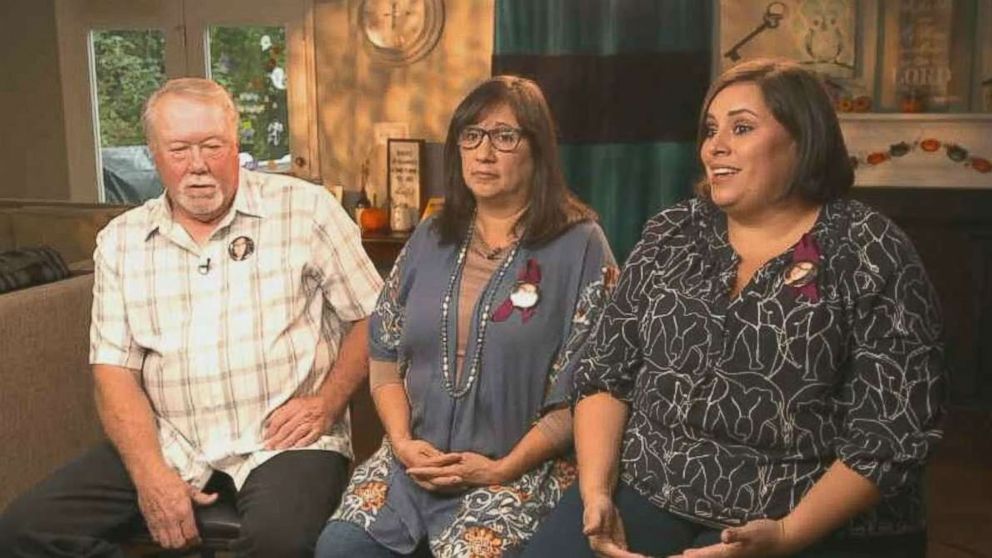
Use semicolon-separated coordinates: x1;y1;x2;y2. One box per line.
387;139;425;228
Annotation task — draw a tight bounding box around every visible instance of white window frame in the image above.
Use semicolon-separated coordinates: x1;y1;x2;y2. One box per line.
55;0;318;203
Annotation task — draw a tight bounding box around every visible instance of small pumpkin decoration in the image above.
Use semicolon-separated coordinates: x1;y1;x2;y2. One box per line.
360;206;390;234
971;157;992;174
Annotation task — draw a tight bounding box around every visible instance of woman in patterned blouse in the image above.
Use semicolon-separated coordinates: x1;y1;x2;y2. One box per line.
523;59;945;558
317;76;617;557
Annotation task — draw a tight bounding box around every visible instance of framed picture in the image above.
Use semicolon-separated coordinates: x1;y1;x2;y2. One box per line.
877;0;990;112
387;138;426;222
715;0;879;108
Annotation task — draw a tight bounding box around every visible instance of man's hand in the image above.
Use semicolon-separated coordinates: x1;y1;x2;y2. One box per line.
582;493;646;558
264;395;340;450
134;468;217;549
406;452;509;491
670;519;792;558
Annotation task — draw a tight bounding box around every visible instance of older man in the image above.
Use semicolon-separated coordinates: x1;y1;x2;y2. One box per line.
0;78;382;556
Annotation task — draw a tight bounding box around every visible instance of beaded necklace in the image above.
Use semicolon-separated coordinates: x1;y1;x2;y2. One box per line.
439;222;520;398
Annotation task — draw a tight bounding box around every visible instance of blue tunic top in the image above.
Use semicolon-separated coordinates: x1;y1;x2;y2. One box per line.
333;217;617;556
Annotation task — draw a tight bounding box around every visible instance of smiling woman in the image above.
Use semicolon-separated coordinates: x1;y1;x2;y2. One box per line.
700;82;799;215
523;59;945;558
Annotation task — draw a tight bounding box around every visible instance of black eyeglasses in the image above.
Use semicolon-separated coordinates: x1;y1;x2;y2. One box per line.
457;126;525;152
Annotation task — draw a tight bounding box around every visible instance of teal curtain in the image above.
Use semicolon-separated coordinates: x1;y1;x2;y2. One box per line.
493;1;712;262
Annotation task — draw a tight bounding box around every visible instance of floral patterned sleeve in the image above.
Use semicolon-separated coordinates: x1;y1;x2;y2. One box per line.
542;224;619;411
835;224;946;497
368;222;425;362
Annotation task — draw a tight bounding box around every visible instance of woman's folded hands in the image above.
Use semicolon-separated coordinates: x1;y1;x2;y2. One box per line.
397;439;509;492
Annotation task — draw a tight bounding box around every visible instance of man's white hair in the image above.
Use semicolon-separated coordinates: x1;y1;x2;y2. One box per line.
142;78;239;146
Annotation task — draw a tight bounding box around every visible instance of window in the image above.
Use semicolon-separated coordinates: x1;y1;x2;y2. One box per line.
92;29;167;203
56;0;317;203
209;25;292;173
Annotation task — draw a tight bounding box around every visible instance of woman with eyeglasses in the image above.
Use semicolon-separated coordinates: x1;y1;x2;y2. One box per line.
316;76;617;557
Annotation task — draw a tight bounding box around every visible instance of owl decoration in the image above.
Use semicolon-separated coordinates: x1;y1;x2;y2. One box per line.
794;0;854;71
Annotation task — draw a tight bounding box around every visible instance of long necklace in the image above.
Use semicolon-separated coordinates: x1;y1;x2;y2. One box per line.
439;222;520;398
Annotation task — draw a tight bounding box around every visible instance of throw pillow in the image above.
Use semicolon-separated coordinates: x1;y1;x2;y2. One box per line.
0;246;71;294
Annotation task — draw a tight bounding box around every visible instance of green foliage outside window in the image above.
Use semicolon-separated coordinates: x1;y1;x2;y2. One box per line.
210;26;289;165
92;26;290;165
92;30;165;147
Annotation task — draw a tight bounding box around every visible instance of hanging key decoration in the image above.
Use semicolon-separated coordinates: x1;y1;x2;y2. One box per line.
724;1;788;62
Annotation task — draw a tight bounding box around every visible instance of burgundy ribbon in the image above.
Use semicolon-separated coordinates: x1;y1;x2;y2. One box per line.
492;258;541;323
789;233;820;303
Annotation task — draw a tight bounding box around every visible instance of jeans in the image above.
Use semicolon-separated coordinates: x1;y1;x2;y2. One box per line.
521;482;927;558
316;520;433;558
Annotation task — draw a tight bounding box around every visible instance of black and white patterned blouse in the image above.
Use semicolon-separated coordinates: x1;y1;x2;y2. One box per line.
574;197;946;535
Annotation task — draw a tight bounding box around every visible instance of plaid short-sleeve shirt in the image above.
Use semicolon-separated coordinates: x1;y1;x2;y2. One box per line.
90;169;382;488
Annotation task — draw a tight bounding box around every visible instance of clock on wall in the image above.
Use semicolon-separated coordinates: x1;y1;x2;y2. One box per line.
358;0;445;65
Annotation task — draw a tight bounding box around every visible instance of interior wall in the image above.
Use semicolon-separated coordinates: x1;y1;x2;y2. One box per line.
0;0;70;200
314;0;494;197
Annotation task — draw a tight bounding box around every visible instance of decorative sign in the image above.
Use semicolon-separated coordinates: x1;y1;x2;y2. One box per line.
720;0;859;76
896;0;955;110
717;0;878;105
387;139;425;231
367;122;411;206
877;0;981;112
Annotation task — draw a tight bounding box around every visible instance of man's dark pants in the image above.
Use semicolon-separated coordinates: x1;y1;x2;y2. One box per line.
0;442;349;557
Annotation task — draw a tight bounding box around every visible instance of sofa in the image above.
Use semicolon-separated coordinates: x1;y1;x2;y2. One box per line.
0;200;384;512
0;273;103;509
0;201;126;509
0;200;129;266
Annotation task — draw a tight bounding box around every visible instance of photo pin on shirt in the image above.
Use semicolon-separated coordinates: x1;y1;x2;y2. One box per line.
228;236;255;261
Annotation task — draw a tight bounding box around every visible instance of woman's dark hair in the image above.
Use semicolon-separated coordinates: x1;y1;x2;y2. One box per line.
434;75;596;246
695;58;854;203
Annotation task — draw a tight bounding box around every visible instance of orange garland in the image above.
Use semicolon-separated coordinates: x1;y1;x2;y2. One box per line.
851;138;992;173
